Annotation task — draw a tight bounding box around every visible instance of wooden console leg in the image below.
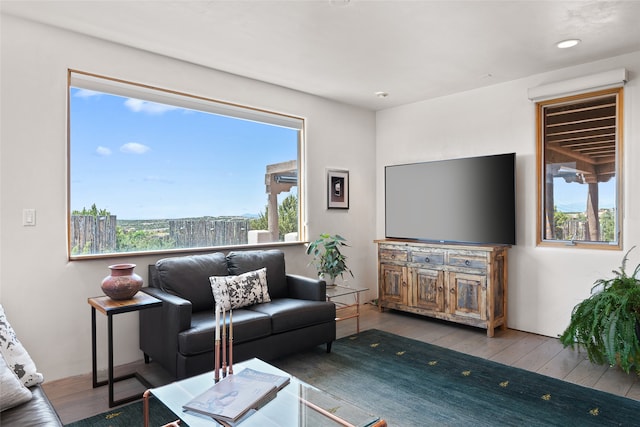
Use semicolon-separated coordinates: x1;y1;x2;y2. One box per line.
326;341;333;353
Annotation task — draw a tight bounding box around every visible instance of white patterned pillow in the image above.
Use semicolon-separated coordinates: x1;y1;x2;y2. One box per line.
210;268;271;310
0;353;32;411
0;304;44;387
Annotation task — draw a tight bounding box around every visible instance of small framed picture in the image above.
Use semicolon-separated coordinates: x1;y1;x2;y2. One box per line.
327;169;349;209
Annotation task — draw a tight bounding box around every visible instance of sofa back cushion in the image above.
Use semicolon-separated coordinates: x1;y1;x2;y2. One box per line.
226;250;288;299
155;252;228;312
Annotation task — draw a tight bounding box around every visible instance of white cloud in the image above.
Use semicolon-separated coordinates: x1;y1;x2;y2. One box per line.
124;98;178;115
96;146;111;156
74;89;101;98
120;142;151;154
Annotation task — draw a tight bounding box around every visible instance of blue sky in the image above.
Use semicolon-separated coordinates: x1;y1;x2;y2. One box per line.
70;88;298;220
553;177;616;213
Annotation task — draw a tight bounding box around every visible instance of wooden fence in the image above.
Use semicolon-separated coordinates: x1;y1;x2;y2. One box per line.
70;215;117;254
70;216;249;254
169;218;249;247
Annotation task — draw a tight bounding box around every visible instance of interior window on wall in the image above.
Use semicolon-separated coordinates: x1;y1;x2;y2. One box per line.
68;71;303;259
537;88;622;249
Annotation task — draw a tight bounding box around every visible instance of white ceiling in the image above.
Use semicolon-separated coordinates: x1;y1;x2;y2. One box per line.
3;0;640;110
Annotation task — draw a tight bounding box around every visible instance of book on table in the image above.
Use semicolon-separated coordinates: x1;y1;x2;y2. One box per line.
182;368;290;423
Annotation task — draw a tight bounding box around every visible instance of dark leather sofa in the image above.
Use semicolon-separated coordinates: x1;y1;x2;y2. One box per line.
0;385;63;426
140;249;336;379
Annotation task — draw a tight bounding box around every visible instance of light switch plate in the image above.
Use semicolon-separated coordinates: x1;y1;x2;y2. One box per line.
23;208;36;226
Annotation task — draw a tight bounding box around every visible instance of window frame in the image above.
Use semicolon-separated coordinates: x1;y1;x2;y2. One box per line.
536;87;623;250
67;69;306;260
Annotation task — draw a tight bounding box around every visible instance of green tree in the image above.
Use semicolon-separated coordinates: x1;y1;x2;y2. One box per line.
72;203;110;216
250;212;268;231
116;227;175;252
600;209;616;242
553;206;569;239
250;194;298;240
277;194;298;239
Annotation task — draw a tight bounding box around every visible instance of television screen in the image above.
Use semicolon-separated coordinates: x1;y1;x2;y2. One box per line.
385;153;516;245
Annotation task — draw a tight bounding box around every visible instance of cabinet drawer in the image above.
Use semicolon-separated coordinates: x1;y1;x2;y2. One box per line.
410;251;444;266
379;248;408;262
448;254;487;270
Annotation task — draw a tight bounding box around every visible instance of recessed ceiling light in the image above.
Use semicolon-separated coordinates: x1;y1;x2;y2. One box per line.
375;91;389;99
557;39;581;49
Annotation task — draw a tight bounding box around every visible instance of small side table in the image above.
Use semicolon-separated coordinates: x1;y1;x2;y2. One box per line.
326;285;368;334
88;292;162;407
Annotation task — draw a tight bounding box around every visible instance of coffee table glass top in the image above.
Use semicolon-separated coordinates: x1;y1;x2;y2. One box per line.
149;358;381;427
325;285;368;299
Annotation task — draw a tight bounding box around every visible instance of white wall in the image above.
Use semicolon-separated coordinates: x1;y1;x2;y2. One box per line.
4;12;638;384
0;15;376;381
376;51;640;337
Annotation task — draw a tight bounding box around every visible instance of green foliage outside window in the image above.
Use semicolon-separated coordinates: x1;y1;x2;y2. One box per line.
553;207;569;238
72;203;111;217
600;210;616;241
250;194;298;241
115;227;176;252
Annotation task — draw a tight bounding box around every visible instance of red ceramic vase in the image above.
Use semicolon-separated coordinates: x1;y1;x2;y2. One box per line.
101;263;143;300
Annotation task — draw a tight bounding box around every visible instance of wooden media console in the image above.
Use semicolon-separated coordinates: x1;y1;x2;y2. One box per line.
376;239;508;337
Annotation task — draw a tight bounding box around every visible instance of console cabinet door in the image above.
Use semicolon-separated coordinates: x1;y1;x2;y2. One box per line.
410;267;444;312
448;272;487;320
380;263;408;305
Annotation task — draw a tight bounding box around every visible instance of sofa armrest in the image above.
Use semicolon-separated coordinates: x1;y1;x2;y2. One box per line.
139;287;193;377
141;287;193;331
286;274;326;301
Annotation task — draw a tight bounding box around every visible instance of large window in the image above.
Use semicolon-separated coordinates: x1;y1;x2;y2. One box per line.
68;71;303;259
537;88;622;249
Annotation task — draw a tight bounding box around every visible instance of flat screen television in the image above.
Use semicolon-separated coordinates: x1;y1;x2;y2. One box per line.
385;153;516;246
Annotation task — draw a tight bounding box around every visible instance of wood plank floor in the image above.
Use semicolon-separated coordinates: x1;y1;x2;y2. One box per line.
42;303;640;424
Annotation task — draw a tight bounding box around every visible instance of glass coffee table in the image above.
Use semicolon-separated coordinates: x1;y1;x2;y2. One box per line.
144;358;385;427
326;285;368;334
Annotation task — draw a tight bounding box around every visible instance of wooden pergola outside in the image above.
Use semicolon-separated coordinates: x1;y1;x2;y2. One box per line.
264;160;297;242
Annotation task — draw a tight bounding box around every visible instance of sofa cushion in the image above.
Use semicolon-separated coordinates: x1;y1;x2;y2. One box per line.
156;252;228;312
178;309;271;356
248;299;336;334
0;385;62;426
0;304;44;387
0;353;32;411
227;250;288;299
210;268;271;310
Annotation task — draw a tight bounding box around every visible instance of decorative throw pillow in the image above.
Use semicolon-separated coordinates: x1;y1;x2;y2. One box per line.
0;304;44;387
210;268;270;310
0;353;32;411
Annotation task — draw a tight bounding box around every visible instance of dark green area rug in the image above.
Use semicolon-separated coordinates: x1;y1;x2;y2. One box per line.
69;329;640;426
65;396;183;427
272;329;640;426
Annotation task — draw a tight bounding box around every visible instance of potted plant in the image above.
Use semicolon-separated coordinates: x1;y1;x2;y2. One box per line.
559;247;640;373
306;233;354;286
